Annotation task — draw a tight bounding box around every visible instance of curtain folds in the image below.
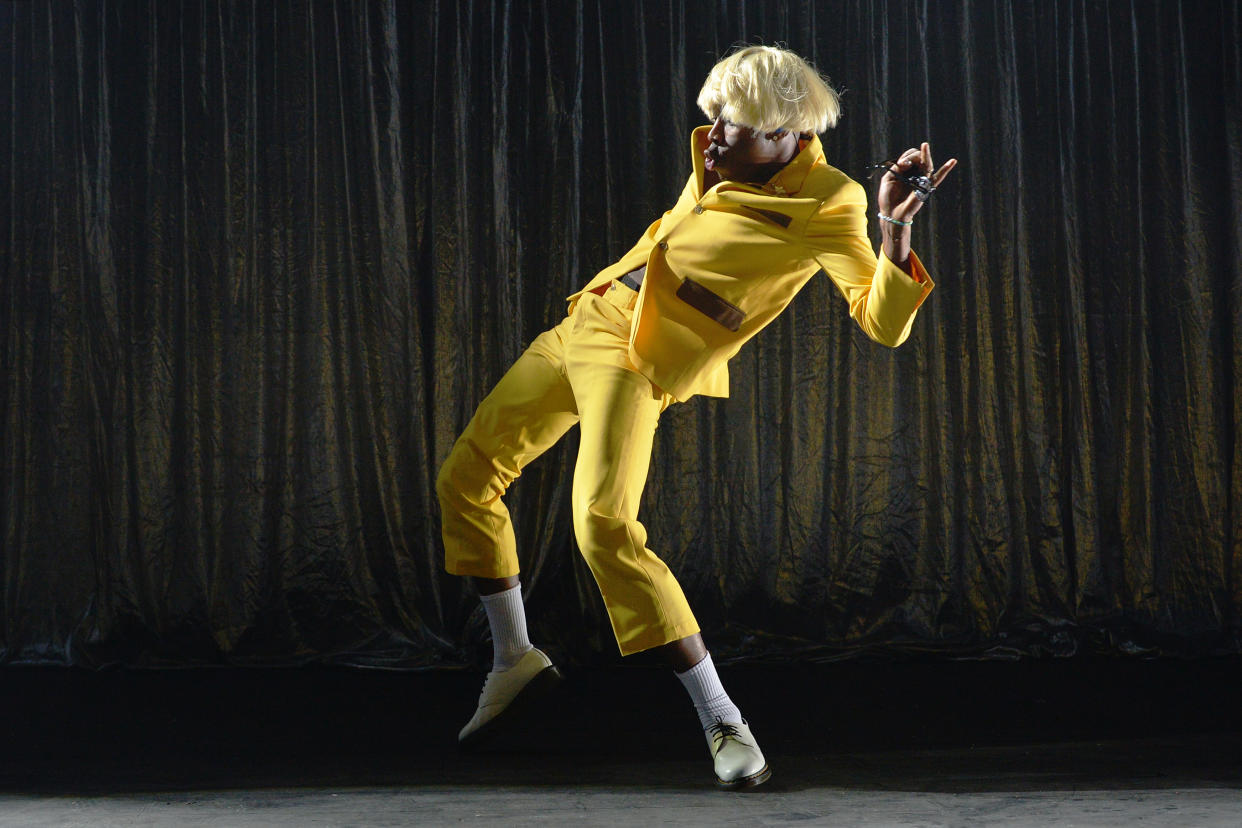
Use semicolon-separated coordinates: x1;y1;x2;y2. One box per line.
2;0;1239;667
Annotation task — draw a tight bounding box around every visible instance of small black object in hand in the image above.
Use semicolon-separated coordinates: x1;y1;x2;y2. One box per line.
866;161;936;202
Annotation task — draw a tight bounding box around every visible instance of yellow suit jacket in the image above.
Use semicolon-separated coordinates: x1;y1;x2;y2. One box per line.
567;126;935;401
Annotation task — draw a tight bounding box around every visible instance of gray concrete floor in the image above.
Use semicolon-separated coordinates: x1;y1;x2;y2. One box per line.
0;737;1239;826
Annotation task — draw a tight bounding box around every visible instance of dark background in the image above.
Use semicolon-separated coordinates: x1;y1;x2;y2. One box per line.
3;0;1241;685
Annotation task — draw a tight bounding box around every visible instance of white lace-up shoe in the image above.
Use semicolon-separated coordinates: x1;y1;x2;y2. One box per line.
705;718;771;790
458;647;561;749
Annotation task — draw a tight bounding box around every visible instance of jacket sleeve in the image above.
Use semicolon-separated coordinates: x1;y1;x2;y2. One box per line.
803;178;934;348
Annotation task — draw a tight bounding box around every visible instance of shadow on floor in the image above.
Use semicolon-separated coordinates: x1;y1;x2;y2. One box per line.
1;657;1239;796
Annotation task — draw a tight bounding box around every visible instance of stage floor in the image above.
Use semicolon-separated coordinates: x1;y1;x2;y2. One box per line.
1;658;1239;825
0;736;1238;826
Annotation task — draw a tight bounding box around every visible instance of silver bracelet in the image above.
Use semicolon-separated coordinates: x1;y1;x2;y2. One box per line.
877;212;913;227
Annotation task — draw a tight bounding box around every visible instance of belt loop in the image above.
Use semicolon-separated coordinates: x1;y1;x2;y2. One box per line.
604;280;640;311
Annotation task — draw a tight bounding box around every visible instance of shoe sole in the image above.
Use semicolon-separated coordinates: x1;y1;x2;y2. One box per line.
458;665;563;751
716;763;772;791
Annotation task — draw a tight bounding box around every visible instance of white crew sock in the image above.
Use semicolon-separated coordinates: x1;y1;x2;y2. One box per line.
675;652;743;729
479;583;533;671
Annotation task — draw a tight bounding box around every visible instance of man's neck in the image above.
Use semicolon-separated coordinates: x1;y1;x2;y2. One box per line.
725;134;801;187
739;157;794;185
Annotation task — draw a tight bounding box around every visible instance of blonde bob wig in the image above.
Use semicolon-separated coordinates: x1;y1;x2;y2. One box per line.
696;45;841;135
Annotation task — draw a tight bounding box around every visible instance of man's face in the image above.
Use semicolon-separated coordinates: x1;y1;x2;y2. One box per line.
703;114;792;182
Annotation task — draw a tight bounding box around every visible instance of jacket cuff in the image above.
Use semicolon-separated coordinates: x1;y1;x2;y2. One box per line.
879;249;934;311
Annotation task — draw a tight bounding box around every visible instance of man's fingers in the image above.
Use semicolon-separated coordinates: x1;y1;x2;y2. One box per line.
932;158;957;186
922;142;933;174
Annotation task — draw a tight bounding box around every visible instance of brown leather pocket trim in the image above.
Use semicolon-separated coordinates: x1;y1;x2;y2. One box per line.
676;278;745;332
739;205;793;228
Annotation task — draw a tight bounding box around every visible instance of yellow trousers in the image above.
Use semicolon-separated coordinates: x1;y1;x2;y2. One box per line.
436;281;700;655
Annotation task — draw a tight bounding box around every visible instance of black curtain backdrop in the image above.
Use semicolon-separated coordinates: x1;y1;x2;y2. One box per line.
2;0;1240;669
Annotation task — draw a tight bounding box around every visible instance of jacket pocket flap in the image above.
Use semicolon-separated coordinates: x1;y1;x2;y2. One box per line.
676;278;745;332
739;205;793;228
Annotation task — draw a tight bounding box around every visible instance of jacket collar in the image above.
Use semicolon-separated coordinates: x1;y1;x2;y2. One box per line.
691;125;824;198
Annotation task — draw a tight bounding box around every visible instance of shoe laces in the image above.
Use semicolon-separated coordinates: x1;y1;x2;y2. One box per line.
475;669;500;703
474;653;529;703
707;717;748;753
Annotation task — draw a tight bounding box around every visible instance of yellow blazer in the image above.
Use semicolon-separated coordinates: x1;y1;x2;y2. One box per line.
567;126;935;401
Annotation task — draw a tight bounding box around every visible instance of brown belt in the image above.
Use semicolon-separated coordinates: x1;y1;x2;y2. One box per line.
618;265;646;291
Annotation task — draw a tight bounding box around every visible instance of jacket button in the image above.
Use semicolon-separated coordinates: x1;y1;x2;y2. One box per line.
693;205;704;214
658;241;668;250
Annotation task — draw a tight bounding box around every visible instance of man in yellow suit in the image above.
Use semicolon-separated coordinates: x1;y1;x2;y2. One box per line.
437;45;956;789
